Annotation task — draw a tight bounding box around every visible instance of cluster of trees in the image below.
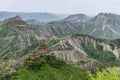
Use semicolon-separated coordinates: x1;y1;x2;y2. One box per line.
0;55;120;80
0;60;18;79
83;43;119;67
89;67;120;80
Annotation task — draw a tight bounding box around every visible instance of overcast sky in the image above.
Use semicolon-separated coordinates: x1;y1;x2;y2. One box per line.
0;0;120;15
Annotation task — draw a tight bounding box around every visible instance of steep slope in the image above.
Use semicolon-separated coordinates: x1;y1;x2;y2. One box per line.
1;13;120;61
64;14;90;23
3;13;120;40
42;21;85;37
0;16;59;60
49;34;120;70
86;13;120;39
33;13;120;39
1;34;120;79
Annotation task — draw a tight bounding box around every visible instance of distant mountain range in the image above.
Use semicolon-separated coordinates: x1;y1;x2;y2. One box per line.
1;12;120;79
1;13;120;61
0;11;69;22
36;13;120;39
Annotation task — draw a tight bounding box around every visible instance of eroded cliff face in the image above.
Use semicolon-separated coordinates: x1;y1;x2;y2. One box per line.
15;28;57;48
50;35;120;60
51;50;87;63
49;35;120;70
99;42;120;59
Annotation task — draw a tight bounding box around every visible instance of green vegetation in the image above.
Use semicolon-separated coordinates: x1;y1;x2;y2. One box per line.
1;55;120;80
0;27;2;30
0;27;16;37
29;37;59;48
71;34;116;48
24;55;66;71
29;24;43;29
0;34;29;61
0;32;59;60
50;23;80;37
27;37;59;54
2;16;27;27
71;34;118;65
79;59;92;64
0;60;18;78
83;43;119;67
89;67;120;80
5;55;90;80
50;26;65;37
2;55;120;80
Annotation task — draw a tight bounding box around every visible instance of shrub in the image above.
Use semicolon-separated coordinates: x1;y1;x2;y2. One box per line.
24;55;65;71
89;67;120;80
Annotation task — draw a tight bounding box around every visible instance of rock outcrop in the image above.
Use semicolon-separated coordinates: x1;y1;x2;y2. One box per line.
49;35;120;70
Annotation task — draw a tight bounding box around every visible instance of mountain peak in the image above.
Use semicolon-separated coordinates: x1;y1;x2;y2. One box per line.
64;14;90;23
2;16;28;29
90;12;120;23
95;13;119;19
98;13;117;16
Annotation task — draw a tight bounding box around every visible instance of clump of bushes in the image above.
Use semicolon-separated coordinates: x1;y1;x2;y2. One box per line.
24;55;65;71
89;67;120;80
83;43;118;67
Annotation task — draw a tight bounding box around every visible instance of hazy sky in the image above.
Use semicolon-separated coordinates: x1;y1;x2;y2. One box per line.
0;0;120;15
